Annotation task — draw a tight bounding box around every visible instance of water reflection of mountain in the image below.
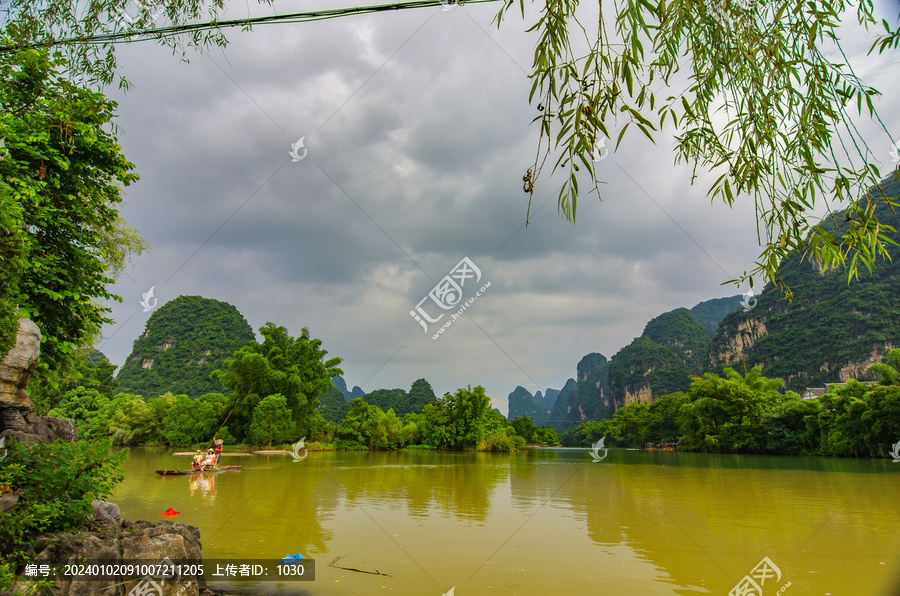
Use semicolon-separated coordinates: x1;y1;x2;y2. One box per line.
322;452;506;523
509;451;900;594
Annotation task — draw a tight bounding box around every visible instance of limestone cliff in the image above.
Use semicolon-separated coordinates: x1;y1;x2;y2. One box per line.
708;173;900;390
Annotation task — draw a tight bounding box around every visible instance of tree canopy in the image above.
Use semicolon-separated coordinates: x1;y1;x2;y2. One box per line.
0;47;147;370
210;323;343;442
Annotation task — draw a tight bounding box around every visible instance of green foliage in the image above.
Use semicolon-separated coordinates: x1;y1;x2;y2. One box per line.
759;396;822;455
117;296;256;399
443;386;492;451
0;48;144;377
30;349;119;416
642;309;710;375
145;392;176;445
570;368;900;458
608;337;692;409
162;394;218;446
407;378;437;412
362;388;409;415
642;392;687;444
211;322;342;442
510;415;539;443
333;439;367;451
106;393;151;446
336;398;404;450
536;427;559;444
560;421;606;447
0;185;26;360
0;438;127;580
47;387;112;440
249;393;294;448
710;182;900;392
479;428;526;453
678;367;784;453
496;0;899;298
317;385;350;423
358;378;438;417
689;296;745;338
870;348;900;386
1;0;229;87
605;403;651;447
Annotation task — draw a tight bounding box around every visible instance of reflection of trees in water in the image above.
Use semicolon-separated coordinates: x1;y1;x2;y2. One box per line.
214;461;339;556
326;452;507;523
533;458;900;593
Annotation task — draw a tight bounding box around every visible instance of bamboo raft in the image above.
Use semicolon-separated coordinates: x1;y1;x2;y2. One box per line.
155;465;242;476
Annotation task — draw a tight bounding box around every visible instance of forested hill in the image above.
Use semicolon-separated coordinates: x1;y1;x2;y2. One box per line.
332;375;365;401
507;386;551;426
709;173;900;391
117;296;255;398
548;296;742;431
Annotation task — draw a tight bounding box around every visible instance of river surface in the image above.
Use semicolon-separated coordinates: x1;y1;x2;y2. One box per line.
110;447;900;595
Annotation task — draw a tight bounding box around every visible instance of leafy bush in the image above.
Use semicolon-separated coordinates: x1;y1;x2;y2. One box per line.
479;431;526;453
0;438;126;585
333;440;366;451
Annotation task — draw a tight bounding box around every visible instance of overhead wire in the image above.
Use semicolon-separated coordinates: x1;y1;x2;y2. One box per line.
0;0;501;52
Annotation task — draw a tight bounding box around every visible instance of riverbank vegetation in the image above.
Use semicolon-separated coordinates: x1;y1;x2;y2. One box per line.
34;330;900;459
35;328;558;452
562;351;900;458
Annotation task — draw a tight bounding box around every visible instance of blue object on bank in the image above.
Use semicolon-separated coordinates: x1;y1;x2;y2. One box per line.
280;553;304;565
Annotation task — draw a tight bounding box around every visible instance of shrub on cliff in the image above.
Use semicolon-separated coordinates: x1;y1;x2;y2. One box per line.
0;438;126;587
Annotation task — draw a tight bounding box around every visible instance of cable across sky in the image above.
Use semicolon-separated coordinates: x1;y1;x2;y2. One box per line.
0;0;502;52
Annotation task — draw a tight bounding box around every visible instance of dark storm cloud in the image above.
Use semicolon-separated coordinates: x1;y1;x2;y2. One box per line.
98;0;900;411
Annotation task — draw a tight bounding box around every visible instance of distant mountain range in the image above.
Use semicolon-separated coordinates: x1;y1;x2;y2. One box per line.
514;172;900;432
112;173;900;435
508;295;743;432
332;375;365;401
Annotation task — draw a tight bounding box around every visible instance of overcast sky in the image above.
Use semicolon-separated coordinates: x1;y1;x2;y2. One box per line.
96;0;900;415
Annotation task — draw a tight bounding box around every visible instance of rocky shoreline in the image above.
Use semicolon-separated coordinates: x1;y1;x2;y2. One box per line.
0;319;246;596
6;501;247;596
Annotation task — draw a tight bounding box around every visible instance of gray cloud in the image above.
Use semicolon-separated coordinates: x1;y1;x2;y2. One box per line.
99;0;900;413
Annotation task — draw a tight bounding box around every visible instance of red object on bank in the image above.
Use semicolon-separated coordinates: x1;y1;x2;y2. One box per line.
158;507;180;517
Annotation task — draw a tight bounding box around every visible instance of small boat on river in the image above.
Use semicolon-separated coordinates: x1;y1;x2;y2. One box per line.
155;465;242;476
155;438;241;476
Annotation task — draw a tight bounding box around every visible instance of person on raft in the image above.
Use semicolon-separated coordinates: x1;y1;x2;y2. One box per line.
191;450;203;471
200;449;216;470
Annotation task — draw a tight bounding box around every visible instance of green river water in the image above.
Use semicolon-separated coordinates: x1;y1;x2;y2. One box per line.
110;447;900;595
